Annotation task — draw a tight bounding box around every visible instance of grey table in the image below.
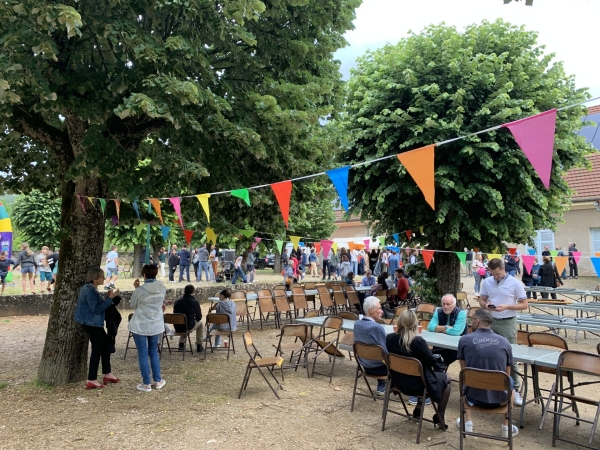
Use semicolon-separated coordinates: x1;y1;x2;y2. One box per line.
517;314;600;341
525;287;590;302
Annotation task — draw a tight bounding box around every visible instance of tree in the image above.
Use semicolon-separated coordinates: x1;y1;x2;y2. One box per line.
337;20;594;300
0;0;359;385
11;190;62;249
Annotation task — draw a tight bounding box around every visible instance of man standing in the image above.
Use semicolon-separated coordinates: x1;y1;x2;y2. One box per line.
395;267;409;303
353;296;388;395
350;247;359;275
478;258;527;406
173;285;204;353
196;244;210;282
465;248;473;276
456;308;519;438
568;243;578;279
104;245;119;290
178;244;191;282
427;294;467;367
168;249;179;283
387;250;399;273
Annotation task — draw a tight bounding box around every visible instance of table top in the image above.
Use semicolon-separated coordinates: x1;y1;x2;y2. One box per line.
355;286;372;292
525;287;590;295
517;314;600;331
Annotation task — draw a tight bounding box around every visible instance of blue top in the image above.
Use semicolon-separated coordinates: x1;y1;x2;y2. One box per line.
361;275;376;287
388;255;400;272
106;251;118;269
427;308;467;336
74;283;114;327
179;249;191;265
309;253;317;262
353;317;387;369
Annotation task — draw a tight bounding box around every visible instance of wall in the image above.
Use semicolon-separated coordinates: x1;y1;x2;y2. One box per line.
555;203;599;275
330;220;370;240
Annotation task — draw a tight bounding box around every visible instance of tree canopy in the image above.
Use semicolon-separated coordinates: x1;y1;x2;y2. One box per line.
12;190;62;249
337;19;593;297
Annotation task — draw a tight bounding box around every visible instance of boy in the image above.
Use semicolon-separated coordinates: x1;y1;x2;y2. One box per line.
0;251;16;295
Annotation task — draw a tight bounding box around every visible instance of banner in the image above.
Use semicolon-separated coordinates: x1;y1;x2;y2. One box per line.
364;239;371;251
326;166;350;212
195;194;211;223
135;222;146;237
550;250;559;257
206;227;217;244
508;248;517;255
554;256;568;275
321;240;333;258
290;236;301;249
332;242;338;254
591;257;600;276
271;180;292;228
0;201;13;258
522;255;535;274
392;233;399;245
527;248;537;255
76;195;86;211
406;230;412;241
455;252;466;264
169;197;183;227
397;144;436;210
378;236;386;248
487;254;502;261
314;242;321;255
275;239;284;255
231;189;251;206
132;199;140;220
240;229;255;238
421;250;435;269
149;199;163;225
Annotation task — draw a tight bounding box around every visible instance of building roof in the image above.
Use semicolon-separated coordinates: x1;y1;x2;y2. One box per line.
334;209;361;222
564;152;600;202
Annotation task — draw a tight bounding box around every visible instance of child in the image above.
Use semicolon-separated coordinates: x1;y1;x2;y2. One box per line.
0;251;16;295
37;254;53;293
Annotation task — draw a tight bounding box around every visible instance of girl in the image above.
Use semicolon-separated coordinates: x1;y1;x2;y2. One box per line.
12;243;37;295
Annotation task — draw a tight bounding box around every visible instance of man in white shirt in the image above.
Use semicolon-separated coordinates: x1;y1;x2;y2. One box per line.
350;248;359;275
478;258;528;406
381;250;389;271
104;245;119;289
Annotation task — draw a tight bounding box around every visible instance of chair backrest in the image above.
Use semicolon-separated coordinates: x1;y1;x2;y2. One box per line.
416;303;436;315
230;290;247;300
292;287;308;309
597;343;600;355
163;313;187;327
317;286;334;308
516;330;529;346
558;350;600;376
332;285;346;306
340;311;359;321
387;288;398;297
374;289;387;304
460;367;511;392
206;313;230;326
322;316;344;331
459;282;464;291
354;343;386;364
387;353;423;378
257;290;276;313
528;332;568;350
304;282;317;290
242;331;257;357
303;309;320;318
419;319;430;329
324;282;334;289
345;286;360;306
280;323;309;342
234;300;248;316
273;289;291;312
468;307;480;318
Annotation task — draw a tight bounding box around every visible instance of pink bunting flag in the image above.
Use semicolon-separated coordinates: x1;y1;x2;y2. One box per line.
503;109;557;189
169;197;183;228
254;237;262;244
321;240;333;258
522;255;535;274
421;250;435;269
363;239;371;251
76;195;86;211
251;242;258;250
572;251;582;265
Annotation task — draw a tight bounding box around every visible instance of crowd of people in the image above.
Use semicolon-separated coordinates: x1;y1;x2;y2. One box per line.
0;242;59;295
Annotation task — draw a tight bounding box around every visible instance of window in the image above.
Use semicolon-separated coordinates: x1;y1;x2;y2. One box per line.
534;230;555;254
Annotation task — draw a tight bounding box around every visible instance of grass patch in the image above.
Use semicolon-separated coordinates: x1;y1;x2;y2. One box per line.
0;382;8;389
2;320;10;323
28;379;54;390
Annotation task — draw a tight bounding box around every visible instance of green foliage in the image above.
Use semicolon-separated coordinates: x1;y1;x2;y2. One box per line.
338;20;594;257
409;262;438;305
11;190;61;249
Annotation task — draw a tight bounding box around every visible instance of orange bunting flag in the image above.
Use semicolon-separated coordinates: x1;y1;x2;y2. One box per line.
554;256;568;276
421;250;435;269
347;242;355;251
314;242;321;255
114;200;121;222
397;144;436;210
149;199;163;225
270;180;292;228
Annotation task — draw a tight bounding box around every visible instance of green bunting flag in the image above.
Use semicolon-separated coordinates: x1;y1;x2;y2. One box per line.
550;250;559;257
231;189;251;206
275;239;284;254
99;198;106;214
135;222;146;237
239;229;254;238
378;236;386;247
455;252;467;263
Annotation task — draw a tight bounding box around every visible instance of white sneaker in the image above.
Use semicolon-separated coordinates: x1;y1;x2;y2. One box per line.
502;424;519;438
456;418;473;433
513;390;523;407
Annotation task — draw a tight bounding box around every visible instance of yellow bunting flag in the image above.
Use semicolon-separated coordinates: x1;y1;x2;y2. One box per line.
419;226;424;235
149;199;163;225
195;194;211;223
397;144;436;210
332;242;338;254
290;236;301;249
206;227;217;244
87;197;95;206
487;254;502;261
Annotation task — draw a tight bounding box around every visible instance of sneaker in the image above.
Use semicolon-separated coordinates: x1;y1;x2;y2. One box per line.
104;285;110;290
154;379;166;390
137;383;152;393
456;418;473;433
375;390;384;397
501;424;519;438
408;396;431;406
513;390;523;407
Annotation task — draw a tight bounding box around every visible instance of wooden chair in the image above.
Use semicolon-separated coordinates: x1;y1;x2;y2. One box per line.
456;291;469;308
124;313;136;359
338;311;358;360
302;309;320;319
304;282;318;309
257;289;278;330
273;288;293;326
382;353;446;443
161;313;193;360
540;351;600;449
459;368;514;450
415;302;436;320
274;323;311;379
419;319;430;330
230;290;247;301
374;289;388;306
204;313;235;360
238;331;284;400
309;316;345;383
291;286;309;319
351;343;388;411
344;285;361;313
317;286;335;315
235;300;252;331
332;284;347;313
387;305;408;325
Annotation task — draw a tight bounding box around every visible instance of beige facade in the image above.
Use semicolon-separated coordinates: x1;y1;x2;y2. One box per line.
329;217;370;241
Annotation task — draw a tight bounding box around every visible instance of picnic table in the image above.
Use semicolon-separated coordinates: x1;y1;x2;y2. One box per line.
517;313;600;341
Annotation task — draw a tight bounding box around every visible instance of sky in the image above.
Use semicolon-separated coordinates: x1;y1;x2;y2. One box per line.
335;0;600;105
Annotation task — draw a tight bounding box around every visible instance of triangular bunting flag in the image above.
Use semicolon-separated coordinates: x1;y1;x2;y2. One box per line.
314;242;321;255
397;144;436;210
332;242;338;254
378;237;386;248
99;198;106;214
419;226;424;235
76;195;86;211
290;236;301;249
455;252;467;264
149;199;163;225
508;248;516;255
231;189;251;206
87;196;94;206
240;229;254;238
503;109;556;189
522;255;535;274
206;227;217;244
275;240;284;255
271;180;292;228
591;257;600;276
326;166;351;212
169;197;183;227
487;254;502;261
364;239;371;251
114;200;121;223
160;225;170;240
132;199;140;220
135;222;146;237
406;230;412;241
550;250;559;257
572;251;582;264
348;242;355;251
421;250;435;269
392;233;400;245
321;240;333;258
183;229;194;246
251;242;258;250
254;237;262;244
554;256;568;275
195;194;211;223
528;248;537;255
111;215;118;226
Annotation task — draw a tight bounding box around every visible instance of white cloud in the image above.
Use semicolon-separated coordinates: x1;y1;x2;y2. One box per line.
336;0;600;101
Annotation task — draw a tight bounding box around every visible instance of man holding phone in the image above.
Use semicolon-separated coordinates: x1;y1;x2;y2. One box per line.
478;258;528;407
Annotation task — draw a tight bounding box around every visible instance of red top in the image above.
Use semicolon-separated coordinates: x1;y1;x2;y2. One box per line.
397;277;409;300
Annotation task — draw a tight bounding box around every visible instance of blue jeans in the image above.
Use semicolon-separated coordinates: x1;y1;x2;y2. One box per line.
179;264;190;282
350;261;358;274
209;324;230;346
231;266;246;284
197;262;210;281
473;273;482;293
507;270;516;277
132;333;161;385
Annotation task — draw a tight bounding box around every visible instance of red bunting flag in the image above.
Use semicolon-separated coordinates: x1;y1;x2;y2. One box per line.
183;229;194;246
421;250;435;269
76;195;86;211
406;230;412;241
270;180;292;228
503;109;557;189
508;247;517;255
314;242;321;255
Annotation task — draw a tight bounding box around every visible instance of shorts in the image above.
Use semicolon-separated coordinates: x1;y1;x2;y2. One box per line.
21;266;35;274
0;274;6;283
39;271;53;282
107;267;119;277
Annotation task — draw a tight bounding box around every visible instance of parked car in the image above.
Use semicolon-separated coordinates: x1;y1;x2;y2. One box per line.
256;253;275;269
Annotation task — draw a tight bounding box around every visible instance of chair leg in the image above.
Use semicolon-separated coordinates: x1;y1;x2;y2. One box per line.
238;364;252;399
350;365;360;412
589;404;600;444
255;365;281;400
567;373;580;425
539;382;556;429
415;392;426;444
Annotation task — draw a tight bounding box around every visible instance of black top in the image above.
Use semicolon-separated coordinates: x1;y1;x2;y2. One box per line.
168;253;179;267
538;261;560;288
173;294;202;332
47;252;59;270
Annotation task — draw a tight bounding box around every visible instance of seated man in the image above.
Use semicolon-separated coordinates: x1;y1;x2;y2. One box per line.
427;294;467;366
456;308;519;438
361;269;376;287
353;296;388;395
396;268;409;303
207;289;237;347
173;284;204;353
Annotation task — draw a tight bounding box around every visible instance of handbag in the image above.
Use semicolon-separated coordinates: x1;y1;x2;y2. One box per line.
432;354;447;372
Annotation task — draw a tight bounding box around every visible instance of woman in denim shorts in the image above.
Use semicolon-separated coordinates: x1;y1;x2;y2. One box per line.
12;242;37;295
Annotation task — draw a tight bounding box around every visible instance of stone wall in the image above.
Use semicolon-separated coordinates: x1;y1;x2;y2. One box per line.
0;282;281;317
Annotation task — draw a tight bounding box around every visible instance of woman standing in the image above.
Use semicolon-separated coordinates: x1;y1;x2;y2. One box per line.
74;268;121;389
386;310;451;428
246;248;256;283
209;245;219;281
329;250;339;281
538;256;562;300
129;264;166;392
339;254;351;279
12;242;37;295
472;253;485;295
158;247;167;278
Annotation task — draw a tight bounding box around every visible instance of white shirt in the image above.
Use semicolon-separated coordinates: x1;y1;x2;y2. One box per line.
210;249;218;262
480;273;526;319
381;252;388;264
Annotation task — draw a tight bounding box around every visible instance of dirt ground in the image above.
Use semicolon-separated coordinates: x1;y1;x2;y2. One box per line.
1;274;600;450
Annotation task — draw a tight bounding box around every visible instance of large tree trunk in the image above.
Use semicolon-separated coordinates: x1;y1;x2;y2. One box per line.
37;177;107;385
429;237;462;304
132;244;143;278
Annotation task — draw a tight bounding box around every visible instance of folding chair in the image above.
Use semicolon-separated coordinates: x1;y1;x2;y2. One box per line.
456;291;469;308
204;313;235;360
382;353;446;443
273;288;293;326
161;313;193;360
339;311;358;360
415;302;436;320
332;285;347;313
230;290;247;301
238;331;284;400
235;299;252;331
541;350;600;449
304;282;317;309
291;286;309;319
419;319;430;330
317;286;335;315
257;289;278;330
351;343;388;411
387;288;398;306
386;306;408;325
124;313;136;359
121;264;132;278
374;289;388;306
274;323;311;380
302;309;320;319
459;368;514;450
344;285;361;313
308;316;345;382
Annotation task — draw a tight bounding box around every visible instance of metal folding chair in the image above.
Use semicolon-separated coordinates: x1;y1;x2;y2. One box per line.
308;316;345;383
317;286;335;315
257;289;278;330
238;331;284;400
204;313;235;360
351;343;388;411
274;323;311;380
161;313;193;360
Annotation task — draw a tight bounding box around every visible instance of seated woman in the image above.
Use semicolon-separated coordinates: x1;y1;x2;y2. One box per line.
386;310;451;429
